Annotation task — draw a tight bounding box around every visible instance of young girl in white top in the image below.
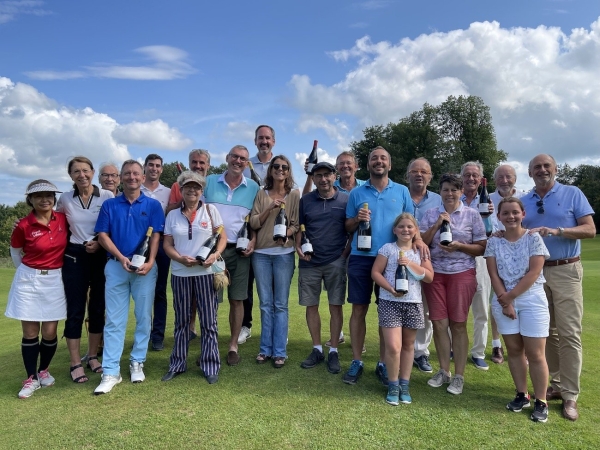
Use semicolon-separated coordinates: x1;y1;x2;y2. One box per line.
485;197;550;423
372;213;433;406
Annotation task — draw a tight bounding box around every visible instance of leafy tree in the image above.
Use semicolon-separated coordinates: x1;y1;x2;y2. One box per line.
556;164;600;231
350;95;507;189
208;163;228;175
160;161;187;189
0;201;33;258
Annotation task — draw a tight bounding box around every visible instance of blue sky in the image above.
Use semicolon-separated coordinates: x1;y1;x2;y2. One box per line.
1;0;600;204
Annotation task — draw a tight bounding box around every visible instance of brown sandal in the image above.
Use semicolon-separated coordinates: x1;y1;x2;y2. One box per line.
273;357;285;369
256;353;271;364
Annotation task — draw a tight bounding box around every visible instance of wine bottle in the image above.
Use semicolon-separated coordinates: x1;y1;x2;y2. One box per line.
273;203;288;241
248;161;263;186
440;220;452;246
299;224;314;256
357;203;371;251
395;250;409;294
196;225;223;263
478;177;491;217
176;162;183;174
483;216;493;237
129;227;153;270
236;215;252;254
306;140;318;174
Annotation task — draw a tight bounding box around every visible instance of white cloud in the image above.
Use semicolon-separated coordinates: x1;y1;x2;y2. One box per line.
0;0;51;24
25;45;196;81
290;18;600;166
221;121;256;142
0;77;192;204
296;115;352;152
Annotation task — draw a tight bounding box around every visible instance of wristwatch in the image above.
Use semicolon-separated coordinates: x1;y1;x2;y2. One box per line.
558;227;564;236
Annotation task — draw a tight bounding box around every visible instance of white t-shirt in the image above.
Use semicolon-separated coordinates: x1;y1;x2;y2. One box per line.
490;190;524;231
56;186;114;244
377;244;423;303
142;183;170;214
164;203;223;277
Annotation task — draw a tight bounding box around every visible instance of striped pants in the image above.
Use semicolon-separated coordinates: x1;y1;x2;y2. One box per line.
170;274;220;376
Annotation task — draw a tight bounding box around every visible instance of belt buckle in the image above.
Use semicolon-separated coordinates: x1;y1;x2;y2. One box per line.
40;270;49;275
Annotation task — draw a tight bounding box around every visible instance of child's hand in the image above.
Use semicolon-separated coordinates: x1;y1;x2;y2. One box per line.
397;255;409;266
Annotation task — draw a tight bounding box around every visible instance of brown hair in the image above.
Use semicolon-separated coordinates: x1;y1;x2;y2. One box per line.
497;197;525;214
263;155;295;193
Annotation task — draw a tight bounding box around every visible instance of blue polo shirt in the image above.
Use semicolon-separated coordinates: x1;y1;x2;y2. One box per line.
346;179;414;257
413;190;442;223
333;178;367;194
95;192;165;258
521;182;594;260
299;189;349;268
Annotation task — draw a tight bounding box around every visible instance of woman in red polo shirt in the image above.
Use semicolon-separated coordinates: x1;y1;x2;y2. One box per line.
5;180;68;399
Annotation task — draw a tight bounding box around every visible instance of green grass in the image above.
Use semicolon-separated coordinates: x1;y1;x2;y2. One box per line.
1;238;599;449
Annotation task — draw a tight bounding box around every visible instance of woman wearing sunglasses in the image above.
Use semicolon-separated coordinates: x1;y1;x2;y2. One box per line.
250;155;299;368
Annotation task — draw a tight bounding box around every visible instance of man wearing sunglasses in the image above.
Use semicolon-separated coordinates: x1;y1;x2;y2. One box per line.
521;154;595;422
204;145;260;367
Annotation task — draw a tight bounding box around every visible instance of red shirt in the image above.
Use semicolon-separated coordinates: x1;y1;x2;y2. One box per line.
11;211;68;269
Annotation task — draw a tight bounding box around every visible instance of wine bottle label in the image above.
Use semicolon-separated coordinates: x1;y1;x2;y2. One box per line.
301;242;313;254
357;236;371;249
307;163;315;173
197;246;211;260
274;224;286;237
440;231;452;242
236;237;250;250
395;279;408;292
478;203;489;214
130;254;146;267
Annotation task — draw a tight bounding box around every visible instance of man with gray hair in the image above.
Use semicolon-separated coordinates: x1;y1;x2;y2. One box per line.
460;161;491;371
167;149;211;213
98;162;121;197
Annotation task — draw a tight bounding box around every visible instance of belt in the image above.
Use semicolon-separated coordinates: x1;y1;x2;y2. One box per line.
68;242;87;249
226;243;237;249
544;256;580;267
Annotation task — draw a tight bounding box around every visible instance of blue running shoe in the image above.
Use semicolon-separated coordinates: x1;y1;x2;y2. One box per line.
343;360;364;385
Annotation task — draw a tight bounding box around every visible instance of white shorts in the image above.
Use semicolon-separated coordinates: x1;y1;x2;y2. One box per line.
5;264;67;322
491;285;549;338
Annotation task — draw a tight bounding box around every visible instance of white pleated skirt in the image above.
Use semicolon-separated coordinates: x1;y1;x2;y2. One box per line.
5;264;67;321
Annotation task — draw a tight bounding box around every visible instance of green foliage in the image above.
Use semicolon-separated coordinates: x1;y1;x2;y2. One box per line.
160;161;188;189
557;163;600;231
208;163;228;175
351;95;507;188
0;201;32;258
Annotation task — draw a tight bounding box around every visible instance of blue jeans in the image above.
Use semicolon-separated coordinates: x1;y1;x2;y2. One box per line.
102;259;157;376
252;252;295;358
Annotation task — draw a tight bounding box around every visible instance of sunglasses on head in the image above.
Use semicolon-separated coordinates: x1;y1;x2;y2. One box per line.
536;199;544;214
272;164;289;172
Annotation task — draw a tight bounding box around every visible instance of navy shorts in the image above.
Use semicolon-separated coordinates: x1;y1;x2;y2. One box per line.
347;255;378;305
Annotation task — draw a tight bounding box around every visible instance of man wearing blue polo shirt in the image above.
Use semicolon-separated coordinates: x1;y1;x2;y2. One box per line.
343;146;415;385
93;160;165;395
522;154;595;421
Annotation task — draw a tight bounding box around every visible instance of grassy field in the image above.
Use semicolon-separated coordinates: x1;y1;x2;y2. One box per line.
1;238;599;449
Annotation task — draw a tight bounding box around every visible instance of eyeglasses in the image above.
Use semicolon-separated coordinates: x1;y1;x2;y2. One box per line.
228;154;248;163
183;184;202;191
409;170;431;176
313;172;334;180
101;173;119;179
463;173;481;179
272;164;289;172
536;199;544;214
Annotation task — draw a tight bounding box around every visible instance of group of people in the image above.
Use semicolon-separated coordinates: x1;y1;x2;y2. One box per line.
6;124;595;424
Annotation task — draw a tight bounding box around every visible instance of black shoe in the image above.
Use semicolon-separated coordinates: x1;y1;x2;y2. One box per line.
161;371;181;382
206;374;219;384
506;391;531;412
152;341;164;351
327;351;341;374
530;399;548;423
300;348;324;369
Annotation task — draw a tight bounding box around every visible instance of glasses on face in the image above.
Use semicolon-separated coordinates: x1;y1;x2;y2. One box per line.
272;164;289;172
101;173;119;179
313;172;334;180
228;154;248;163
72;169;92;176
463;173;481;179
409;170;431;176
536;199;544;214
183;184;202;191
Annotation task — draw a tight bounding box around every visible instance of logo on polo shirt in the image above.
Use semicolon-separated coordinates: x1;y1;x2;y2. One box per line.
31;230;43;238
200;221;208;229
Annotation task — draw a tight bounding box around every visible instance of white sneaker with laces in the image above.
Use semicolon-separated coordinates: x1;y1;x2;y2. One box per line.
238;326;252;344
94;374;122;395
130;362;145;383
447;375;464;395
38;369;55;387
18;376;41;399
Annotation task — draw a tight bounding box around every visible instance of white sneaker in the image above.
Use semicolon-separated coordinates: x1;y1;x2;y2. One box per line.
18;376;41;399
38;369;55;387
428;369;451;387
238;326;252;345
447;375;464;395
130;362;145;383
94;374;122;395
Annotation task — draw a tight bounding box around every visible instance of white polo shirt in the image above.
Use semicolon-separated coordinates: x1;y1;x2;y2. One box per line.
164;203;224;277
56;185;114;244
141;183;170;214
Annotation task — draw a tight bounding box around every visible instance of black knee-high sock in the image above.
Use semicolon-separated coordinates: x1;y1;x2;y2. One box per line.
39;337;58;372
21;337;40;379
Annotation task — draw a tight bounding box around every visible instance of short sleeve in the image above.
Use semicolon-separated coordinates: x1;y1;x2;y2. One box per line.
94;201;111;233
483;237;497;258
10;223;25;248
419;208;435;233
150;200;165;233
209;204;224;228
164;210;175;236
528;232;550;260
378;243;392;258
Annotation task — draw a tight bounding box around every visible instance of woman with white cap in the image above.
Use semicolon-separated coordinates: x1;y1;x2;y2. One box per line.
5;179;68;399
